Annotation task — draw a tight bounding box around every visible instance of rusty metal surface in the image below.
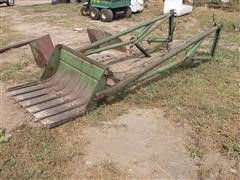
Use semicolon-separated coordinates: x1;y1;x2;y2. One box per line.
30;34;54;68
0;35;49;54
87;28;127;52
8;67;90;128
87;50;128;65
8;45;108;128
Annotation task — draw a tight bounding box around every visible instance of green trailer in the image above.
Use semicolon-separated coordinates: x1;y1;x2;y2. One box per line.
81;0;132;22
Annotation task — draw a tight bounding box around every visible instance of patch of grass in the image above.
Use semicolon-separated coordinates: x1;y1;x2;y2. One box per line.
0;102;128;179
0;60;42;84
124;39;239;156
0;15;24;46
233;145;240;160
80;102;129;125
190;147;201;158
0;126;62;179
113;4;240;158
0;62;29;81
0;58;43;84
197;166;212;180
0;125;85;179
86;161;125;179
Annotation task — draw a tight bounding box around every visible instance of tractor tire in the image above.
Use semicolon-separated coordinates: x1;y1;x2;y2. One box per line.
90;8;100;20
125;7;132;18
81;6;90;16
100;9;113;22
6;0;14;6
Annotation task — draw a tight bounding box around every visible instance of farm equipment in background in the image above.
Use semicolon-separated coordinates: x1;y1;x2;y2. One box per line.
81;0;135;22
0;0;14;6
3;12;223;128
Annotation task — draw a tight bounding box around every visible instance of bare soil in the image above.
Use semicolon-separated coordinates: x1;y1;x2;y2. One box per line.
82;109;197;179
0;82;30;131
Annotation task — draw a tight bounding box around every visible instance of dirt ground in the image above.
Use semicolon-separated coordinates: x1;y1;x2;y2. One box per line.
0;1;239;179
0;82;31;131
82;109;197;179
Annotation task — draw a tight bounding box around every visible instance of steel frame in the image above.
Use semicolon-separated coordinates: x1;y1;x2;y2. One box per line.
95;23;223;99
78;10;175;57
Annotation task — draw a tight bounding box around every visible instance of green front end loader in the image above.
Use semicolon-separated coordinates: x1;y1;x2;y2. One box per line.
81;0;132;22
5;13;223;128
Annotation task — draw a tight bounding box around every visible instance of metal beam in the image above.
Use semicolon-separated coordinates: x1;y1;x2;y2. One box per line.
95;24;223;100
0;35;47;53
78;11;174;53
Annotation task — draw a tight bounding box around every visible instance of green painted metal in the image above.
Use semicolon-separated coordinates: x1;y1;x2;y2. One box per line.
41;45;61;80
168;12;175;41
38;24;223;105
60;49;104;80
185;40;203;58
90;0;130;9
139;59;183;82
139;25;222;85
7;22;223;128
210;27;222;58
146;38;169;43
134;14;172;45
139;48;212;83
41;44;107;110
7;44;109;128
190;55;212;61
135;43;151;57
136;24;153;39
95;23;223;100
80;11;175;55
85;39;133;55
140;40;206;82
139;25;223;84
184;24;222;60
138;24;223;84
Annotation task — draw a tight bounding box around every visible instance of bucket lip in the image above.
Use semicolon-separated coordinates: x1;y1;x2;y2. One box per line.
56;44;108;71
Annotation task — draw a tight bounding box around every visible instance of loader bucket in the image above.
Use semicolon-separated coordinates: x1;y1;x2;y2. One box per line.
8;44;107;128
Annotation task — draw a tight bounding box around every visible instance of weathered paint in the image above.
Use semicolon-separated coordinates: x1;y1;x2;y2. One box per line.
8;45;107;128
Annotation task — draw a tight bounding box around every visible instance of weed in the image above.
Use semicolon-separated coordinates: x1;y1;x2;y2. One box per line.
0;15;24;46
0;125;85;179
86;161;125;179
0;62;29;81
190;148;201;158
234;145;240;160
